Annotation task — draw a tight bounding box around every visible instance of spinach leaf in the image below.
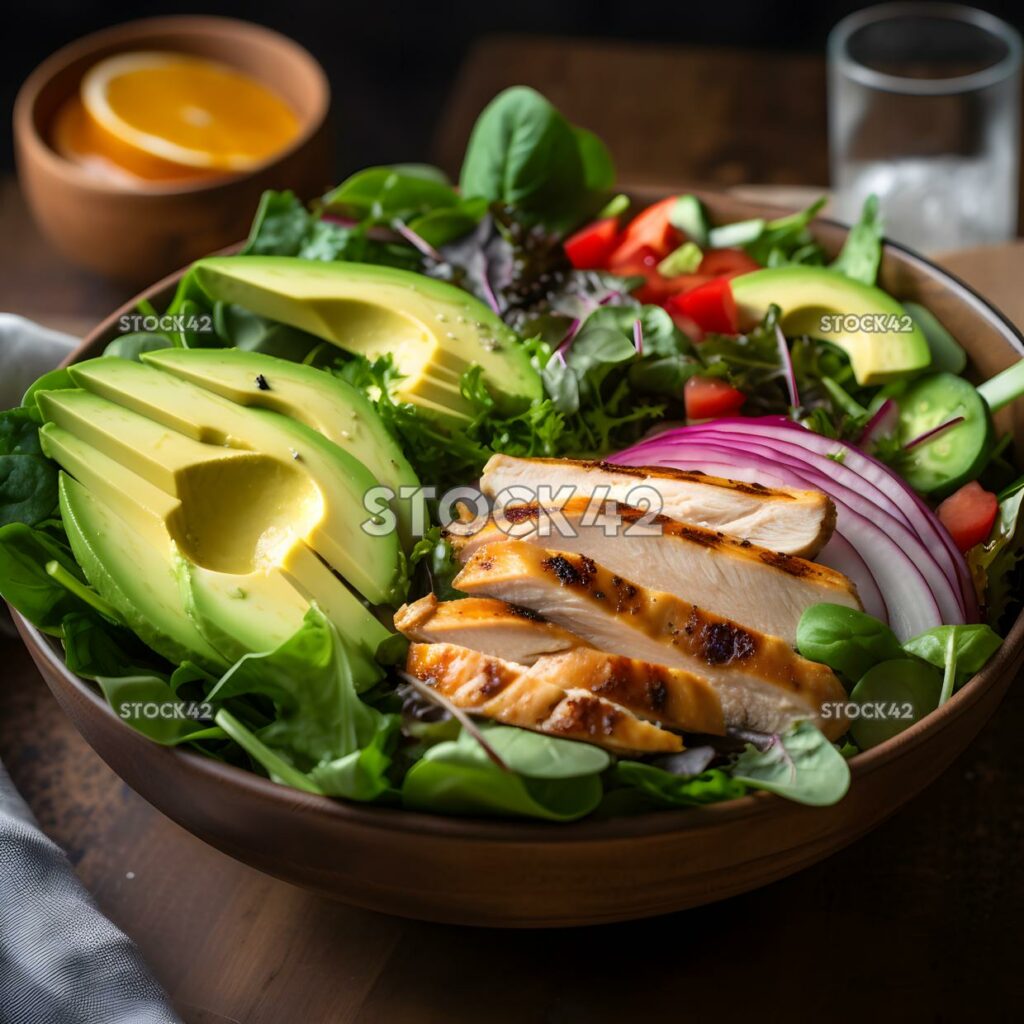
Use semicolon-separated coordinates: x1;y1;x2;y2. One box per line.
0;453;58;528
214;708;324;794
322;165;460;222
459;87;613;229
610;762;747;808
401;726;604;821
212;303;323;362
796;603;906;682
102;332;172;361
0;523;88;632
97;673;223;746
832;194;883;285
474;723;610;778
21;367;76;419
849;659;942;749
208;607;387;768
61;610;168;679
732;721;850;806
0;408;44;456
309;716;399;802
902;624;1002;685
407;199;489;248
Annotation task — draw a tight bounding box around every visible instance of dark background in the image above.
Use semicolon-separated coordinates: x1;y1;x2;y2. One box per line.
5;0;1024;179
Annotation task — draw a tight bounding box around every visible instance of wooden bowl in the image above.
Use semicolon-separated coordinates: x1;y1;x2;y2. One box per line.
12;192;1024;927
13;16;331;284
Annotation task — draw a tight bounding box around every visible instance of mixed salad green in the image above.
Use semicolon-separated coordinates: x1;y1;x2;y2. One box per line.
1;87;1021;821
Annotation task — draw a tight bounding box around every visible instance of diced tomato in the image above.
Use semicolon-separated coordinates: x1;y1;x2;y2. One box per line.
666;277;739;334
607;197;681;265
685;376;746;420
607;243;661;278
698;247;761;278
564;217;621;269
937;481;998;553
635;273;711;305
667;309;706;343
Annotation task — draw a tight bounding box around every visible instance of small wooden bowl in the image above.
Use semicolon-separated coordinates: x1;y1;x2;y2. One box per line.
13;16;331;284
12;192;1024;927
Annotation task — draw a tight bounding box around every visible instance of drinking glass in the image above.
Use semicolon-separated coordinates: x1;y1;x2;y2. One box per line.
829;3;1022;252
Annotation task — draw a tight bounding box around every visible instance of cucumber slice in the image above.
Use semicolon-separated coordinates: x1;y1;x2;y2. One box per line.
897;372;992;496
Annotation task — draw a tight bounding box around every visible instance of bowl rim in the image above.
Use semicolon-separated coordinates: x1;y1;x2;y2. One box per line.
12;14;330;198
18;203;1024;843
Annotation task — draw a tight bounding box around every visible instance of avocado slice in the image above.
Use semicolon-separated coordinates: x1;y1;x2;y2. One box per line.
42;424;391;682
730;267;930;385
188;256;542;417
52;359;405;605
58;472;227;672
143;347;424;547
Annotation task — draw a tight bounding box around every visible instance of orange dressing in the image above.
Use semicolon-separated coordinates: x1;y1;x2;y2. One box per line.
50;52;300;185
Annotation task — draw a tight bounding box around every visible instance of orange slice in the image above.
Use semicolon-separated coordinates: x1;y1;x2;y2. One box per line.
80;51;300;174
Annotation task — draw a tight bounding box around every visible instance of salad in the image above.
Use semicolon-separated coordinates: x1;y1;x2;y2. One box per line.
2;86;1021;821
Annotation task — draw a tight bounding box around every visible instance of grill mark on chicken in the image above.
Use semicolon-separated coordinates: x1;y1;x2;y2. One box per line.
507;603;546;621
406;643;685;753
759;549;812;577
454;543;845;716
549;696;623;738
699;621;756;665
490;501;846;586
584;459;789;498
502;504;540;524
480;454;838;557
542;553;597;587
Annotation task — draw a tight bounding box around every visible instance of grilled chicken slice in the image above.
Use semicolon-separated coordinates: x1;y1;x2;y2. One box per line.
453;541;848;739
399;598;727;733
480;454;836;557
406;642;683;754
395;594;589;664
449;499;860;646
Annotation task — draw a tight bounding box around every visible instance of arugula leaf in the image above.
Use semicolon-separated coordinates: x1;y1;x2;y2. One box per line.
243;190;314;256
409;526;465;601
969;482;1024;628
731;722;850;806
832;194;883;285
241;189;422;270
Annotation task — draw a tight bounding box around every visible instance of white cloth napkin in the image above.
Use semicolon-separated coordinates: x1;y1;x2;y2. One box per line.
0;314;182;1024
0;314;77;407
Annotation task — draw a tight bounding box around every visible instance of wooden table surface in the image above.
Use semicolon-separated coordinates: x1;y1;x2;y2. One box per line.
3;36;1024;1023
